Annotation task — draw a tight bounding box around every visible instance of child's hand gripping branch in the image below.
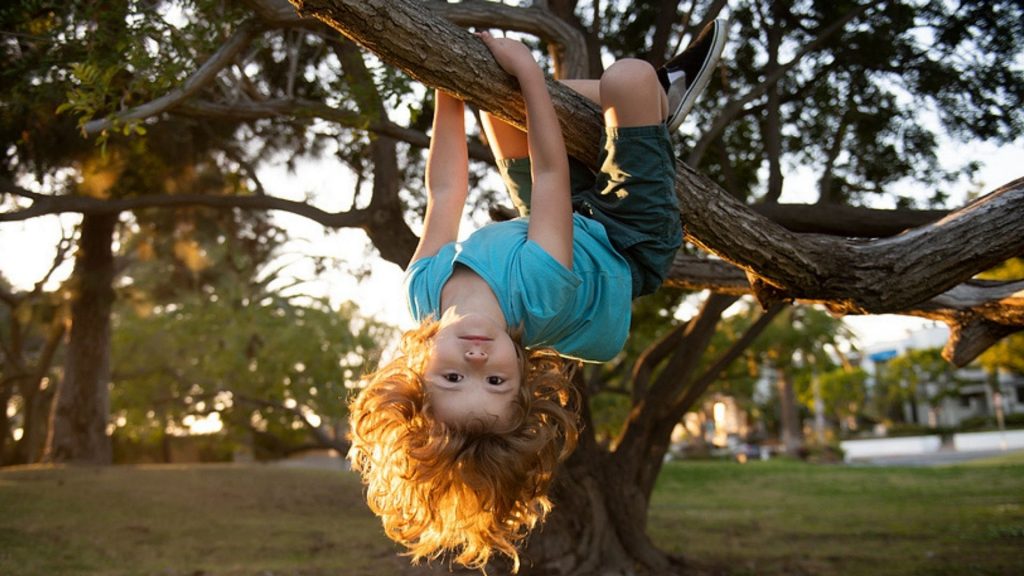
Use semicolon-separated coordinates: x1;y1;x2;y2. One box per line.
347;19;728;574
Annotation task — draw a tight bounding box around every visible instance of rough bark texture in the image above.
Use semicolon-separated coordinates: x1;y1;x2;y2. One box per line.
44;213;117;464
776;370;803;457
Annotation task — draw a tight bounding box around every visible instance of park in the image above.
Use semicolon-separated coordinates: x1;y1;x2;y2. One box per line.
2;0;1023;575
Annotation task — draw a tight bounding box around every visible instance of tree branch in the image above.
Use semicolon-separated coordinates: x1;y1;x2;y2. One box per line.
81;20;260;136
0;182;368;228
637;301;785;498
429;0;588;79
664;253;1024;366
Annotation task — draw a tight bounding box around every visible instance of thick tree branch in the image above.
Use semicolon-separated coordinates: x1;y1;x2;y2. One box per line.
749;201;947;237
664;253;1024;366
287;0;603;164
247;0;587;78
429;0;588;79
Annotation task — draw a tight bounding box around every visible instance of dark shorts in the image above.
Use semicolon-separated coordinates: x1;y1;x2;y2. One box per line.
496;124;682;298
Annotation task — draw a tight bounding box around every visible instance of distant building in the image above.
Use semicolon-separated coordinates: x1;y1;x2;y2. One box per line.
671;394;751;452
858;323;1024;428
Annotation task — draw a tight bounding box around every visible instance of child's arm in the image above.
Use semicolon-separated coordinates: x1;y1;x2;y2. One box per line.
409;89;469;266
478;32;573;269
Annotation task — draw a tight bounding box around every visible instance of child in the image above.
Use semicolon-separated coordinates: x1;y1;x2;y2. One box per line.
347;20;727;572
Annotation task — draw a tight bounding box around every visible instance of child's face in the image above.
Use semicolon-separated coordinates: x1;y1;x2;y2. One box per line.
422;311;522;427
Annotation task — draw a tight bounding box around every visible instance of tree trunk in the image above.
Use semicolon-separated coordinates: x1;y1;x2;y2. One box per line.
519;433;681;576
0;383;11;463
16;318;66;464
776;370;803;457
44;213;117;464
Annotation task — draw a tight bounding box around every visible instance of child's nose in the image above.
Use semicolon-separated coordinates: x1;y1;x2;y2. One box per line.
465;349;488;362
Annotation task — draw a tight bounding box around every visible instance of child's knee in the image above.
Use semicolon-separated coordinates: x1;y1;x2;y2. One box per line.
601;59;659;93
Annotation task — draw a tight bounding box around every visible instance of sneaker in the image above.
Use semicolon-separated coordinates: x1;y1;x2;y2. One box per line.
659;18;728;133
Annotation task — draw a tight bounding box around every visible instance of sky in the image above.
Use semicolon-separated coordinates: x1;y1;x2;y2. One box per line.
1;130;1021;349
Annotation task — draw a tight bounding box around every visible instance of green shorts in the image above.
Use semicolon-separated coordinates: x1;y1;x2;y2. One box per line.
496;124;682;297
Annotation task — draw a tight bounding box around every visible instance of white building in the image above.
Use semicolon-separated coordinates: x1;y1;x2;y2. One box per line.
858;323;1024;428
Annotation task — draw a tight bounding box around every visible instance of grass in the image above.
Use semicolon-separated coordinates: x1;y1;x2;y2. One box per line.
0;457;1022;576
649;457;1024;576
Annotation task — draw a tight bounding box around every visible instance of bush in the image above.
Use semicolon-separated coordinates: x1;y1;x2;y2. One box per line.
956;412;1024;432
885;423;937;437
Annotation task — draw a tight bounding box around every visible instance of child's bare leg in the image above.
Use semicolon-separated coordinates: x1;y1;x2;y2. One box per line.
480;111;529;160
559;79;600;104
599;59;668;127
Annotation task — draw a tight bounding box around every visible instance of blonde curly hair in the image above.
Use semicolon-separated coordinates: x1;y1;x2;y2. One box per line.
347;319;579;572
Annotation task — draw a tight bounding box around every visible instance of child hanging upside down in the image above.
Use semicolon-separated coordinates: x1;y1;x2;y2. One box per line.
347;19;728;572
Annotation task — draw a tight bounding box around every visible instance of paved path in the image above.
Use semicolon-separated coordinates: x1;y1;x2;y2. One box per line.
849;447;1024;467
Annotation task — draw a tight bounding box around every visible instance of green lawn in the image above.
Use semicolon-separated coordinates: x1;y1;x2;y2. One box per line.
1;456;1022;576
650;455;1024;576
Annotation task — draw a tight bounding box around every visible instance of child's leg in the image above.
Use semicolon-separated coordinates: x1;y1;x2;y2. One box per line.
578;60;680;298
480;111;528;161
599;59;668;128
480;112;534;216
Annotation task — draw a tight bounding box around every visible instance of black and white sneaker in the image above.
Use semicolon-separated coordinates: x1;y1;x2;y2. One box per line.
658;18;728;133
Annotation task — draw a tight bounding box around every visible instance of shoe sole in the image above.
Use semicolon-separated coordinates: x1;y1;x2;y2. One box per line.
667;19;728;133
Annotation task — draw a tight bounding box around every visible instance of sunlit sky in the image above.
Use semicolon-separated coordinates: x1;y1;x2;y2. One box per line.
1;126;1021;350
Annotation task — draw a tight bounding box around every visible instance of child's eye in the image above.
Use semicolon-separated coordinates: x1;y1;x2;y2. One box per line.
486;376;506;386
443;373;463;383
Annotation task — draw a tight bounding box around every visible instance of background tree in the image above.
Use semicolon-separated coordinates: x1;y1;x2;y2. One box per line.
883;347;959;427
745;305;855;455
811;364;868;435
0;243;71;466
112;291;393;460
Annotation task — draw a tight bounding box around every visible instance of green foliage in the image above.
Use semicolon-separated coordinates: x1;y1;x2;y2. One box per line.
110;198;395;456
804;365;868;421
111;292;394;456
726;303;858;433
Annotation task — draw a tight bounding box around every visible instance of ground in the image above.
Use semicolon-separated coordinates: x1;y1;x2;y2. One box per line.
1;453;1022;575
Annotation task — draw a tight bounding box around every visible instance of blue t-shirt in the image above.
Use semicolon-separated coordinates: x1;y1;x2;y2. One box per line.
405;215;632;362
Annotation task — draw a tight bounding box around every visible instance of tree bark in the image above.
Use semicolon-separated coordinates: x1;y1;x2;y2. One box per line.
776;369;803;457
44;213;117;464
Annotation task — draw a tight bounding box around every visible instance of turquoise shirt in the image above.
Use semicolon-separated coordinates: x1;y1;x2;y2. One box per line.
405;215;632;362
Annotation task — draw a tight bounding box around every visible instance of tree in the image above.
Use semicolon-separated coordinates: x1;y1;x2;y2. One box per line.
883;347;958;427
0;240;71;465
744;305;855;455
275;1;1024;572
112;291;393;460
2;0;1023;573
